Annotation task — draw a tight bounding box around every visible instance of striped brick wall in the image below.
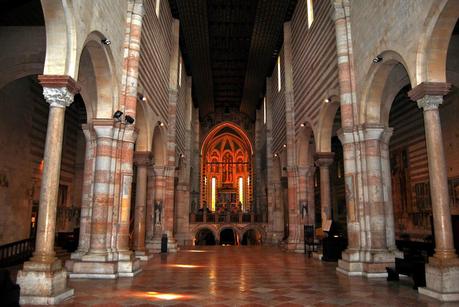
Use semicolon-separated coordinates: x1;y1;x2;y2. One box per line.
139;0;173;124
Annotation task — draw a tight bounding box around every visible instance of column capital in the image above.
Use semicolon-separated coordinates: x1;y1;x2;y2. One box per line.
408;82;451;101
408;82;451;110
315;152;335;167
92;119;114;138
362;124;385;141
134;151;152;166
122;126;138;143
38;75;80;108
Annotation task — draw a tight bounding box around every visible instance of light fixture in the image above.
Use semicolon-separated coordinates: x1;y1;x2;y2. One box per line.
125;115;135;125
274;153;278;157
113;110;123;120
101;38;111;45
324;98;330;103
142;96;147;101
283;144;287;148
300;123;305;127
158;121;165;127
373;55;383;63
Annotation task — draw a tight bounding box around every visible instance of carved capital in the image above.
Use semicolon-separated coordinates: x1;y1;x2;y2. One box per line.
134;151;152;166
314;152;335;167
417;95;444;111
38;75;80;109
408;82;451;102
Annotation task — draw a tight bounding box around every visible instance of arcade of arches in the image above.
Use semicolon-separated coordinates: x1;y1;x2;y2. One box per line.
2;0;459;305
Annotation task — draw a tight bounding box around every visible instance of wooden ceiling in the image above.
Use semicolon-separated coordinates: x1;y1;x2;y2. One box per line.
169;0;297;120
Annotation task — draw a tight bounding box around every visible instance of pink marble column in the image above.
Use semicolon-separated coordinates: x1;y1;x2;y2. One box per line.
17;75;80;304
133;151;151;259
409;82;459;301
71;124;96;259
84;120;114;260
315;152;334;229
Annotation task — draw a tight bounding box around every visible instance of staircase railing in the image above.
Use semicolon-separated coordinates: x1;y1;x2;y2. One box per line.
0;238;35;268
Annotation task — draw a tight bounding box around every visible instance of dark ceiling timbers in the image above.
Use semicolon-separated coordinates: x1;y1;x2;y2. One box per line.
169;0;297;120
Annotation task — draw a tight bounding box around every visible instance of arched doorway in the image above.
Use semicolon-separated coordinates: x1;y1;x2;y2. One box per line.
220;228;236;245
195;228;216;246
241;229;262;246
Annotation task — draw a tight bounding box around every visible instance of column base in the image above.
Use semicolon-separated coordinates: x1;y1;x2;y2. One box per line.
418;257;459;302
118;258;142;277
283;241;305;253
17;259;73;305
134;250;154;261
146;237;179;253
69;260;118;279
336;248;402;277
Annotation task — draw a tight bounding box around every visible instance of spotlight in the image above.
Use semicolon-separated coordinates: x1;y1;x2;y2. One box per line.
101;38;111;45
158;121;165;127
113;110;123;120
283;144;287;148
125;115;135;125
142;96;147;101
300;123;305;127
373;55;383;63
274;153;278;157
324;98;330;103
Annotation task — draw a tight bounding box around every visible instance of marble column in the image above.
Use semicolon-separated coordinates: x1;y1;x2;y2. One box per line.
116;127;141;276
17;75;80;305
409;82;459;302
146;166;167;253
315;152;334;229
133;151;152;260
71;124;96;260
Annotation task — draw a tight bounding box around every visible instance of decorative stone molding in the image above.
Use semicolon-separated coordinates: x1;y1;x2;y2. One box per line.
408;82;451;101
314;152;335;167
38;75;81;108
134;151;152;166
417;95;444;111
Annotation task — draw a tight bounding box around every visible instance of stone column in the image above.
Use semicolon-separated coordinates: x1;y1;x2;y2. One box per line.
116;127;141;276
71;124;96;260
17;75;80;305
409;82;459;302
146;166;166;253
380;128;396;250
133;151;152;260
145;165;155;244
315;152;334;229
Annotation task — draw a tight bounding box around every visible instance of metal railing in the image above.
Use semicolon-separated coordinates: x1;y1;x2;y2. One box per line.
189;212;264;224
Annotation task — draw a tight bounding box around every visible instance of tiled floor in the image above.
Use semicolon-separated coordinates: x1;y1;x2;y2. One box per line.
32;246;459;306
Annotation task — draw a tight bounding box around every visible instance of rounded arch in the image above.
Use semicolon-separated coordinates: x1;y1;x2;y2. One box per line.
77;31;118;120
201;122;253;155
296;123;315;167
41;0;76;76
316;95;340;153
417;0;459;83
362;51;413;125
152;125;167;166
218;225;241;243
135;102;153;152
194;226;217;246
241;225;266;241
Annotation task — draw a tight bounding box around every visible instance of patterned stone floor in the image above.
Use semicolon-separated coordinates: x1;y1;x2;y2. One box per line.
29;246;459;306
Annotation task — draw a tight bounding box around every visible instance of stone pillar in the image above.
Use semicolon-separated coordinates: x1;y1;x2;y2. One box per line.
71;124;96;260
133;151;152;260
315;153;334;229
146;166;167;253
145;165;155;245
409;82;459;302
116;127;141;277
380;128;396;250
17;75;80;305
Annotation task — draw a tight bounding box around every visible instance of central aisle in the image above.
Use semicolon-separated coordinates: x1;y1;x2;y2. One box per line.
60;246;439;306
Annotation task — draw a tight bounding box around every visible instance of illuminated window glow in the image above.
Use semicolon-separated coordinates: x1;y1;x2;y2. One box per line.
239;177;244;207
307;0;314;28
179;60;182;87
211;177;216;211
263;97;267;124
155;0;161;17
277;57;281;92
